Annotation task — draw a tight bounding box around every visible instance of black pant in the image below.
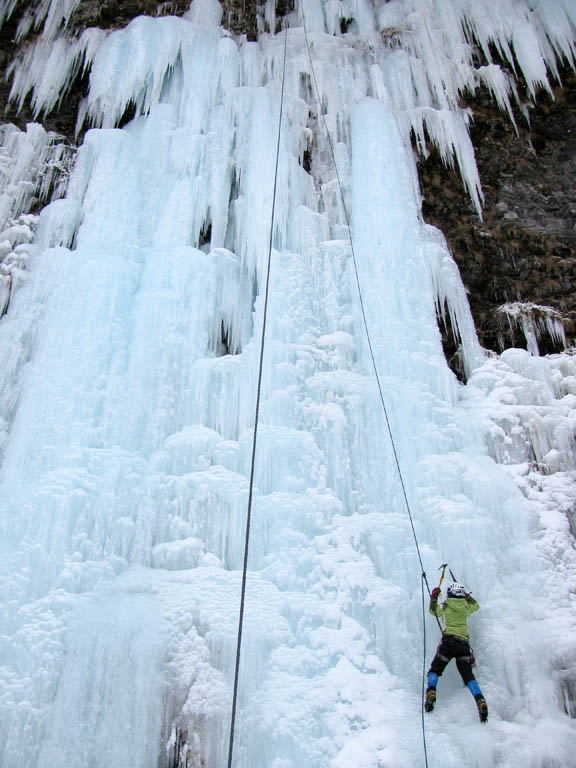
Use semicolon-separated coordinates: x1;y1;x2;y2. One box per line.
428;634;475;685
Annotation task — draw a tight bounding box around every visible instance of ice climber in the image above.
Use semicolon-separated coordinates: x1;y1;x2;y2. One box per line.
424;582;488;723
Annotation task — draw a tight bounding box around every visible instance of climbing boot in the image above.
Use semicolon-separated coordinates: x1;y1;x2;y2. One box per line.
475;694;488;723
424;686;436;713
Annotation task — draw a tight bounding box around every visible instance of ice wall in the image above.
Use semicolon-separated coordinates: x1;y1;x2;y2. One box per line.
0;1;576;767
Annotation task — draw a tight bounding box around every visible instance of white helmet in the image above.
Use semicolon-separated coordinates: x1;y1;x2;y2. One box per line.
447;582;466;598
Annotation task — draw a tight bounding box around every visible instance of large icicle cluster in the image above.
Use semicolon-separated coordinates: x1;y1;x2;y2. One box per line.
0;1;575;768
4;0;576;211
0;0;83;41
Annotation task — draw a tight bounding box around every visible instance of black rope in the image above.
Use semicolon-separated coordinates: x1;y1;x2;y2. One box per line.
226;22;289;768
301;23;429;582
421;575;430;768
300;16;434;767
301;19;438;612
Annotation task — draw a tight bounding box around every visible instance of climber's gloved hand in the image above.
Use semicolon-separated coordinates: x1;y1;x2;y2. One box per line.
431;587;441;599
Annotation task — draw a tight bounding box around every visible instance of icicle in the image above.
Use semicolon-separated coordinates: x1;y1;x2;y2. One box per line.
511;11;554;99
8;28;107;121
1;4;576;768
498;302;567;356
0;122;75;230
422;223;485;376
405;106;484;214
477;63;518;128
7;0;576;208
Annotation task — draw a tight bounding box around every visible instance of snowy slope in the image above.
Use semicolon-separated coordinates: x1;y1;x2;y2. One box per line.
0;1;576;767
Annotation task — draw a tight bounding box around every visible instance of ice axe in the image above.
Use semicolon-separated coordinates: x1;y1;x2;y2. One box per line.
429;564;448;628
437;563;448;591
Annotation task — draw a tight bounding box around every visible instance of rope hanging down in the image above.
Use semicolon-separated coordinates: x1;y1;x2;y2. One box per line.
226;22;289;768
301;19;433;591
300;14;433;767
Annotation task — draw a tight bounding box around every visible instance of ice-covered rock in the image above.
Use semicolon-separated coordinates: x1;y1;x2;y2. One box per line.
0;2;575;768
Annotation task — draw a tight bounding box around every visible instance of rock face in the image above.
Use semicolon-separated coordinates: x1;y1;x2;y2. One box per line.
0;1;574;361
418;68;576;359
70;0;190;29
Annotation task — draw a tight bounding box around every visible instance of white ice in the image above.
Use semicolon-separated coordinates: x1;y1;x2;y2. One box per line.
0;1;576;767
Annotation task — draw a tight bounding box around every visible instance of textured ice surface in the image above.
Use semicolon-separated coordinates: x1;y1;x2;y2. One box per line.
6;0;576;210
0;122;74;230
0;1;576;767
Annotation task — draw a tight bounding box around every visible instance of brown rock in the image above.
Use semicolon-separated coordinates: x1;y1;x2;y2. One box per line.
418;66;576;362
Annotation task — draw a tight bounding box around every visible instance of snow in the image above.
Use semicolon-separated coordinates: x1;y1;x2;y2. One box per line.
0;1;575;767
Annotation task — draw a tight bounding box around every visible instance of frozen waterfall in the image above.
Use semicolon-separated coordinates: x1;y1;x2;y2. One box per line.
1;0;576;767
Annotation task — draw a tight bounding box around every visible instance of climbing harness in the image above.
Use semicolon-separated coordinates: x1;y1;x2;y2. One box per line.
226;21;289;768
300;12;436;767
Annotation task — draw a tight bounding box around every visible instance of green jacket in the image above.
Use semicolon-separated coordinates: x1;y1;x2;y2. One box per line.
429;596;479;640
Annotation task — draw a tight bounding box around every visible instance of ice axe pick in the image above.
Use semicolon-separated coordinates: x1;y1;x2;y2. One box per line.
437;563;448;591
